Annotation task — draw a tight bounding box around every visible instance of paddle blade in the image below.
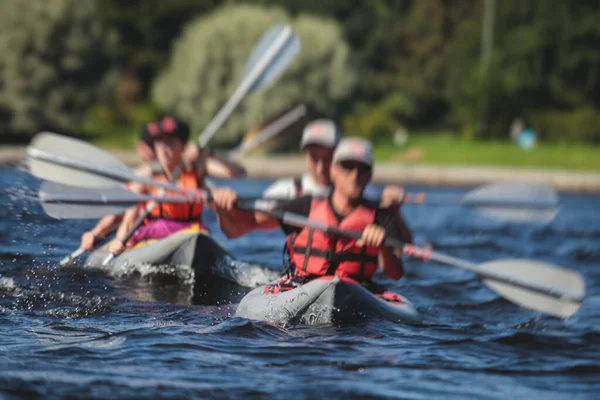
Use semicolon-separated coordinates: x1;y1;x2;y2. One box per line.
229;104;306;156
462;182;560;224
478;259;585;318
39;182;137;219
27;132;134;188
242;24;300;92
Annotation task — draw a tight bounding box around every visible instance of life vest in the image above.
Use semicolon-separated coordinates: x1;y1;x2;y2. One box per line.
288;198;380;281
145;170;204;222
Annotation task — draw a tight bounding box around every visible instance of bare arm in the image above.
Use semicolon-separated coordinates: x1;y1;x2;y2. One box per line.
114;206;140;243
378;248;404;281
210;188;279;238
80;214;123;251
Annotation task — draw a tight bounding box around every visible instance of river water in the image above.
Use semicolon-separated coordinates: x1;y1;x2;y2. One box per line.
1;164;599;399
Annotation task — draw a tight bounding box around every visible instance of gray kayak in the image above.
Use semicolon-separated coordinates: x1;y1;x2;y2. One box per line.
86;231;280;304
235;276;422;326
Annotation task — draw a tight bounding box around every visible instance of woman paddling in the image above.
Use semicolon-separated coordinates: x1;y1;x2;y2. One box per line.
79;118;246;253
106;117;232;256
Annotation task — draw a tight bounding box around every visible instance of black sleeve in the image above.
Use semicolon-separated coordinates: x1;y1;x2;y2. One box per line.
272;195;313;236
375;208;413;245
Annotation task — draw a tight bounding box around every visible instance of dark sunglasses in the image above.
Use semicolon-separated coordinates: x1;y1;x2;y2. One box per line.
339;161;371;174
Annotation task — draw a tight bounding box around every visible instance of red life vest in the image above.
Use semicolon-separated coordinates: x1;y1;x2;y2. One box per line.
145;170;204;222
288;198;380;281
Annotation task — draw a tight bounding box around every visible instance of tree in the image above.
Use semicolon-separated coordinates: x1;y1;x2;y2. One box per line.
445;0;600;140
0;0;119;140
96;0;220;95
152;4;356;144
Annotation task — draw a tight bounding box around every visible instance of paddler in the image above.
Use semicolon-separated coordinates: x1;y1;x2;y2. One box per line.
210;137;412;289
262;119;338;198
103;116;243;255
79;118;246;252
261;119;379;202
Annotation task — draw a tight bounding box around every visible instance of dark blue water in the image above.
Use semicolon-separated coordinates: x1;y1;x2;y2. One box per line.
1;164;599;399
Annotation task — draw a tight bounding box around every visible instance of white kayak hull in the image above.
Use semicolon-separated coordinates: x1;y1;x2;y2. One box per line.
235;276;422;326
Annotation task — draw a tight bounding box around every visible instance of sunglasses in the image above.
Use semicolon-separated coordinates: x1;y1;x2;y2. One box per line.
339;161;371;174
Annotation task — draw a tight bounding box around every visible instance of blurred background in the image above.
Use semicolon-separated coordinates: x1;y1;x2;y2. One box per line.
0;0;599;170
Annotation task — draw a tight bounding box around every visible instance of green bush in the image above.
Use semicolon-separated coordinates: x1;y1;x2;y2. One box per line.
0;0;119;140
529;108;600;143
152;4;356;145
81;101;163;148
343;93;416;142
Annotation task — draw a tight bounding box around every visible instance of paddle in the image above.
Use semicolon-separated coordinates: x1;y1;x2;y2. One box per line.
228;104;307;157
402;182;559;224
233;204;584;319
58;227;117;265
197;24;300;148
38;182;205;219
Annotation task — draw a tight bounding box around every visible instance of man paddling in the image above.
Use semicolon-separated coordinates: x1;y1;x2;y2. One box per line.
262;119;338;198
79;118;246;253
211;137;412;287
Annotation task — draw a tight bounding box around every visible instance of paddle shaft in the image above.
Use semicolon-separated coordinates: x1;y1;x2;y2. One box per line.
234;203;582;303
403;192;559;209
197;26;294;148
27;147;181;193
229;104;306;157
59;227;117;265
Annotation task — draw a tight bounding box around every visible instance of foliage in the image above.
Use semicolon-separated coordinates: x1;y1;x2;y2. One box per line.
343;94;415;142
444;0;600;140
152;4;356;144
0;0;119;139
96;0;221;95
529;107;600;143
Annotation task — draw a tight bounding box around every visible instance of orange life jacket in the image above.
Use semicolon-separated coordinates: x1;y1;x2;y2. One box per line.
288;198;380;281
145;170;204;222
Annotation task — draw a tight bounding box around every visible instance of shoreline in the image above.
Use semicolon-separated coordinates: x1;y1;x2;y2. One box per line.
2;145;599;193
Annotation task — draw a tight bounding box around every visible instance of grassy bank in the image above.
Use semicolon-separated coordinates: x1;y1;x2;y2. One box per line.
373;133;600;171
84;122;600;171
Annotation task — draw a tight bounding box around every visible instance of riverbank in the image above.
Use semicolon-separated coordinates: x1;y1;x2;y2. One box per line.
3;145;599;193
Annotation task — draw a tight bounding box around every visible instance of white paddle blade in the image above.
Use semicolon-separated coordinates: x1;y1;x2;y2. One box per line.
39;182;138;219
27;132;134;188
41;200;131;220
242;24;300;92
478;259;585;318
475;207;559;224
230;104;306;156
462;182;560;224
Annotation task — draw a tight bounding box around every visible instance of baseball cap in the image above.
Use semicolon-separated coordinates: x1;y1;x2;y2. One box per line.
300;119;340;150
143;116;190;144
332;137;374;167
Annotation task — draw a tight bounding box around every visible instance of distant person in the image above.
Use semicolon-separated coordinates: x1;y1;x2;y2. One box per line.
261;119;379;201
518;127;537;150
262;119;339;198
509;118;524;142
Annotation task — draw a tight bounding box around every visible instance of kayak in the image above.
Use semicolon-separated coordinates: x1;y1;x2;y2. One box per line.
235;275;422;326
85;230;280;304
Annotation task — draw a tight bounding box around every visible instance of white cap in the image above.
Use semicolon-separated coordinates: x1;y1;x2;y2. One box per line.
332;137;374;167
300;119;340;150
